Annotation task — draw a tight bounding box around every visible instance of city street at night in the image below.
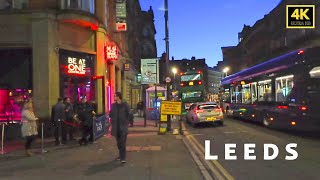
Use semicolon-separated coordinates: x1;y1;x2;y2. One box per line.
0;0;320;179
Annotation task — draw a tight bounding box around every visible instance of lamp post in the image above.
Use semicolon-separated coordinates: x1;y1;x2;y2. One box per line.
223;67;229;77
172;67;177;90
164;0;171;131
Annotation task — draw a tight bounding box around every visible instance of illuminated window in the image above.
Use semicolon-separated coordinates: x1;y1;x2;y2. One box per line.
257;79;273;102
230;85;242;103
180;74;200;82
310;66;320;78
182;91;202;99
275;75;294;102
242;84;251;104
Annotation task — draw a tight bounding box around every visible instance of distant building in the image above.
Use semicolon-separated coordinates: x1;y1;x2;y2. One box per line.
207;68;223;94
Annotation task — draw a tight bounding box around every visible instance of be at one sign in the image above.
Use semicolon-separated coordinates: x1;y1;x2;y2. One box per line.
160;101;182;115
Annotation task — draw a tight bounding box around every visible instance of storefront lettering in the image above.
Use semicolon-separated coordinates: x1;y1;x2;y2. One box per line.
67;57;86;75
105;45;118;61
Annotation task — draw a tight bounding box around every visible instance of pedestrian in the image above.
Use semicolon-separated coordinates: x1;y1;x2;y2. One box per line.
129;109;134;127
53;97;66;145
76;97;95;145
63;97;76;142
110;92;130;163
21;101;39;156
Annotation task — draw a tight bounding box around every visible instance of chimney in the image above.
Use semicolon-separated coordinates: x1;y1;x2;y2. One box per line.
191;56;196;60
171;56;174;61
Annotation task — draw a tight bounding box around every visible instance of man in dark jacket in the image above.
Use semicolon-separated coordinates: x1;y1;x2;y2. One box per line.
76;97;95;145
53;97;66;145
110;92;130;163
63;97;75;142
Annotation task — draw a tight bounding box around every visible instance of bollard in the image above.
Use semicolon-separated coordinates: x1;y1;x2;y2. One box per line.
41;122;48;153
0;123;7;154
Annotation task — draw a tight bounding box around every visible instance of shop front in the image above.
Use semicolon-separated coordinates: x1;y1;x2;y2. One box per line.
59;49;104;111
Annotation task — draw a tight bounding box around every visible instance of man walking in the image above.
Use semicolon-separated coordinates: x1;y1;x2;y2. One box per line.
110;92;130;163
53;97;66;145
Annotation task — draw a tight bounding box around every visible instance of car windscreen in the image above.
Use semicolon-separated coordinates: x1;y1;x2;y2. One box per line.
198;104;219;109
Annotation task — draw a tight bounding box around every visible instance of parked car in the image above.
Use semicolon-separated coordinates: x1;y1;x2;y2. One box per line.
186;102;224;127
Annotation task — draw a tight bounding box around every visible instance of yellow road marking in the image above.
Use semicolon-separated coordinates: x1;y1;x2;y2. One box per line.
189;135;234;180
182;122;235;180
186;135;225;180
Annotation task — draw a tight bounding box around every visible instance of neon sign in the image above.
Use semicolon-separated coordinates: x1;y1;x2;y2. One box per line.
105;45;118;61
67;57;86;75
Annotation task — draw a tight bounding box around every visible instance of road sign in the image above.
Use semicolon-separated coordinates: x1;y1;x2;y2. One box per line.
141;58;159;84
160;101;182;115
165;77;171;83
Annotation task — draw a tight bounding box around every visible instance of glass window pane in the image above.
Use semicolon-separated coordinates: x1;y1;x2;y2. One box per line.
242;84;251;104
275;75;293;102
258;80;272;102
181;74;201;82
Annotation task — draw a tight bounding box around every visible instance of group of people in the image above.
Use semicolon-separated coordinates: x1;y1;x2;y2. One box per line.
51;97;97;146
20;92;133;163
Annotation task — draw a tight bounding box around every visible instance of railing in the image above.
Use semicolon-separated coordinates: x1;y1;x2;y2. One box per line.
60;0;95;14
0;0;28;10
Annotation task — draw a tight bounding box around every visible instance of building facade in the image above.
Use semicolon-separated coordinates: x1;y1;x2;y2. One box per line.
0;0;158;122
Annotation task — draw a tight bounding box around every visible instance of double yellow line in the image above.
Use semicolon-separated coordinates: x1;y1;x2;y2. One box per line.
182;123;234;180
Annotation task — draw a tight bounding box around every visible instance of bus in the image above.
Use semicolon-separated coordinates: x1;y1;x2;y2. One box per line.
220;47;320;132
179;70;207;116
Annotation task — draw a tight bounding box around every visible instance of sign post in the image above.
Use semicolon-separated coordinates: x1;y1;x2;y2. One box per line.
141;59;160;127
159;101;182;135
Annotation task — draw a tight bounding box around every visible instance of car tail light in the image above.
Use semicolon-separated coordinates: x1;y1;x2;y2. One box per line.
299;106;308;111
194;109;204;114
215;108;222;112
180;83;184;86
277;105;288;109
198;81;202;85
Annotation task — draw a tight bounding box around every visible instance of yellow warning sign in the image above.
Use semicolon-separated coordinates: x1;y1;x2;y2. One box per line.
160;101;182;115
160;114;168;122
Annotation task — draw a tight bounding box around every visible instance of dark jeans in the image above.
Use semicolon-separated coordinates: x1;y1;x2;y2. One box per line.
54;121;65;144
25;136;35;149
79;125;92;144
63;121;74;141
116;132;127;160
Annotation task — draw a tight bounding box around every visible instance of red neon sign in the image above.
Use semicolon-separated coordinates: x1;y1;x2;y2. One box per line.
105;45;118;61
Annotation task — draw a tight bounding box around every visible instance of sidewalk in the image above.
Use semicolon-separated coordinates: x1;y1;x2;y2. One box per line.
0;117;204;180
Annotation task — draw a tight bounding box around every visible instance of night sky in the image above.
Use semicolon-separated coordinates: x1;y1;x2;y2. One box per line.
139;0;281;68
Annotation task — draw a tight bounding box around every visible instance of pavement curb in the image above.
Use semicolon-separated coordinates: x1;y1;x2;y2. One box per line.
182;136;213;180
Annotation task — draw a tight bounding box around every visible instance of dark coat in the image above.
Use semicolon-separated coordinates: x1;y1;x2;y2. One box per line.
109;101;130;136
76;102;94;127
64;102;74;121
54;102;66;122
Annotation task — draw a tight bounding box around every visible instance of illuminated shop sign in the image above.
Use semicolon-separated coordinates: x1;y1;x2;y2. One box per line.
67;57;86;75
105;45;118;61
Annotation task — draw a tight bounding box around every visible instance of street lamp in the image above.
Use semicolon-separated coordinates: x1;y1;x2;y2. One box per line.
223;67;230;77
172;67;177;90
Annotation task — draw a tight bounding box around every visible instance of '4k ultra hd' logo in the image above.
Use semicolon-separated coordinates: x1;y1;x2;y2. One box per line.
286;5;315;28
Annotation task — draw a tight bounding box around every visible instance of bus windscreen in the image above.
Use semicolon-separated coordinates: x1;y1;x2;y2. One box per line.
182;91;202;99
181;74;201;82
